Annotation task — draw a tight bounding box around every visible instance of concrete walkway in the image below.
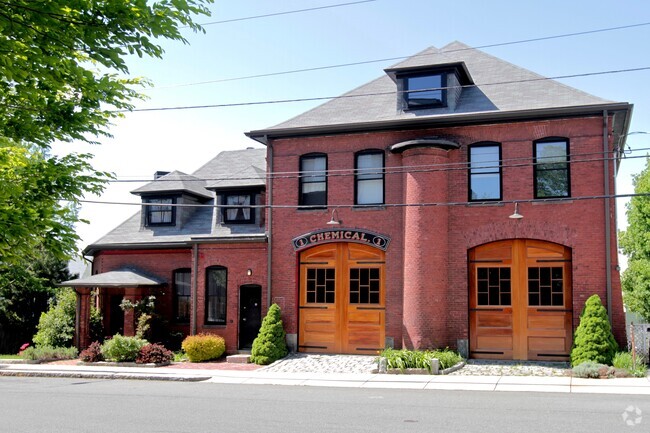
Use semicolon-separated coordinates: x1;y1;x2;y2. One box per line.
1;361;649;394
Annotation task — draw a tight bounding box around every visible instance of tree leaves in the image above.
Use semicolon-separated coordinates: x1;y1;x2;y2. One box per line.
620;158;650;320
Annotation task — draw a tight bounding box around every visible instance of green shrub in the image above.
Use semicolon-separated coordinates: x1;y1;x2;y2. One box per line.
250;304;288;365
379;348;463;373
32;288;76;348
613;351;634;369
572;361;610;378
181;334;225;362
101;334;148;362
20;345;78;361
570;294;619;367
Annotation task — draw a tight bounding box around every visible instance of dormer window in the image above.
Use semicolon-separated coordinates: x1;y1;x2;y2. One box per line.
145;197;175;226
403;72;446;109
222;192;255;224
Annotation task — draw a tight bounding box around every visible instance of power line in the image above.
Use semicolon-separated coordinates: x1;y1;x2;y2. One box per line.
159;21;650;89
75;191;650;210
107;145;650;184
198;0;377;26
125;66;650;113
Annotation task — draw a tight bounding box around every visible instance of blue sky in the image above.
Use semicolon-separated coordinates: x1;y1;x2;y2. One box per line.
53;0;650;256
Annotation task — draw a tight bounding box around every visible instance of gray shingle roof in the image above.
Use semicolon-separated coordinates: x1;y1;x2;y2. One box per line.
60;268;163;287
85;148;267;254
248;41;621;136
131;170;212;199
194;148;266;189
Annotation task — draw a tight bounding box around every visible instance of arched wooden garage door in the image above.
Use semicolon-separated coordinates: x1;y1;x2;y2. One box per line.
469;239;572;361
299;243;385;354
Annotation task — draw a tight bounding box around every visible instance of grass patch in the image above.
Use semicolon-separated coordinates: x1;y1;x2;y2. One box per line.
0;354;21;359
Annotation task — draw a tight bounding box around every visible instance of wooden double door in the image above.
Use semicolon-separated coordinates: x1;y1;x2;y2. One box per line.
469;239;572;361
299;243;385;354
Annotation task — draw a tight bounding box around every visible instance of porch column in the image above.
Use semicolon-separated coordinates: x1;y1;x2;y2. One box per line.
402;146;451;349
123;287;139;337
76;287;92;349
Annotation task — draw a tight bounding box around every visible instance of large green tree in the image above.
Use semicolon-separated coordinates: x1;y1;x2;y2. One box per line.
620;158;650;320
0;1;213;263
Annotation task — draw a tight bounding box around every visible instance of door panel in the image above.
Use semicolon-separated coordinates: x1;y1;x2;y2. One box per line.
299;243;385;354
470;240;572;361
238;285;262;350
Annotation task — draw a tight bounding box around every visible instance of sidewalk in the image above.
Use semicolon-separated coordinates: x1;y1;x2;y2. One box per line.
1;361;649;394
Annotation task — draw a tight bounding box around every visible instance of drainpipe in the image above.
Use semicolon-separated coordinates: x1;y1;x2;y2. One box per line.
603;110;613;323
266;137;273;308
192;243;198;335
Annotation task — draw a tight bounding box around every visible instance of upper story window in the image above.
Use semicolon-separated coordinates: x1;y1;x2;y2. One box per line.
469;143;501;201
355;150;384;205
534;138;570;198
205;266;227;325
173;269;191;323
145;197;175;226
403;73;446;109
223;192;255;224
299;154;327;207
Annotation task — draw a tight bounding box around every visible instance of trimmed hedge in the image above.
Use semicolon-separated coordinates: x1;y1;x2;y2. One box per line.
181;334;225;362
20;345;78;361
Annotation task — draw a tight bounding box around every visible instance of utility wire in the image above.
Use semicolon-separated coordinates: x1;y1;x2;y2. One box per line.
125;66;650;112
75;191;650;210
160;21;650;89
198;0;377;26
105;145;650;184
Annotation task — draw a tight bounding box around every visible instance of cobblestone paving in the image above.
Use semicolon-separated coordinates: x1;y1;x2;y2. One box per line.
260;353;570;376
261;353;378;374
447;359;570;377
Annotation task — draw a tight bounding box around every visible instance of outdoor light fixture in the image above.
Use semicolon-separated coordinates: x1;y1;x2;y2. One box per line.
247;268;253;276
509;202;524;219
327;208;341;225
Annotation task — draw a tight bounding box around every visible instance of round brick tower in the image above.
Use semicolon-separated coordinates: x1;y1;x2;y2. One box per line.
392;138;458;349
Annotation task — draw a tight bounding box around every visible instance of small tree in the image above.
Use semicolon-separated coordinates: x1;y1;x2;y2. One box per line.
33;288;77;348
571;294;619;366
250;304;288;365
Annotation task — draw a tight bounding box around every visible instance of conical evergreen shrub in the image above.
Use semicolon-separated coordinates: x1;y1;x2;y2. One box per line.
250;303;288;365
570;294;619;366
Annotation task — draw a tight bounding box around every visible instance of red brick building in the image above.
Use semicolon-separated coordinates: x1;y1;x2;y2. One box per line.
72;42;631;361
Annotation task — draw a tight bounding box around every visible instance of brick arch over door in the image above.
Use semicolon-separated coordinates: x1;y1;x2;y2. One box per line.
463;221;578;251
469;239;572;361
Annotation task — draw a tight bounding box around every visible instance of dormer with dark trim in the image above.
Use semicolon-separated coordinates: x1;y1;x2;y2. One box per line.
131;171;213;229
385;62;473;113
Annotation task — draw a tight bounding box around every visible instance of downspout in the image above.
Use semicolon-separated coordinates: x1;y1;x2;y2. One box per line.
603;110;613;323
266;136;273;308
192;243;198;335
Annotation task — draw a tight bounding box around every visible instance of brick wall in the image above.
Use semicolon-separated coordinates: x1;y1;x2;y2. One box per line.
268;114;626;350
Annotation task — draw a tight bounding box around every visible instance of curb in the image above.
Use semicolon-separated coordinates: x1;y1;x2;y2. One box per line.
0;370;210;382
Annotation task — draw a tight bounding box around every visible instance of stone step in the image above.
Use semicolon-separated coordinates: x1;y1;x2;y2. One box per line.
226;354;251;364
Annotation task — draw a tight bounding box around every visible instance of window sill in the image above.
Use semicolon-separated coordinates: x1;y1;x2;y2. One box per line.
532;199;573;205
297;207;327;212
352;205;386;211
203;324;227;328
466;202;504;207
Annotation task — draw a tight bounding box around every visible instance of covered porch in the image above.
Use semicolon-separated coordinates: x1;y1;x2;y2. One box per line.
60;268;163;349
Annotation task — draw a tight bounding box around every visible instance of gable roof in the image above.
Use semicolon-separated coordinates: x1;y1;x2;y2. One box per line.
246;41;631;140
131;170;212;199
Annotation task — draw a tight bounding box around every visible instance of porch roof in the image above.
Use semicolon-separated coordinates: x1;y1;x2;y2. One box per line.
60;268;164;288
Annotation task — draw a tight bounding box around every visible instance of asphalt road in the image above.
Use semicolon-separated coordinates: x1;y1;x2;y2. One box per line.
0;377;648;432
